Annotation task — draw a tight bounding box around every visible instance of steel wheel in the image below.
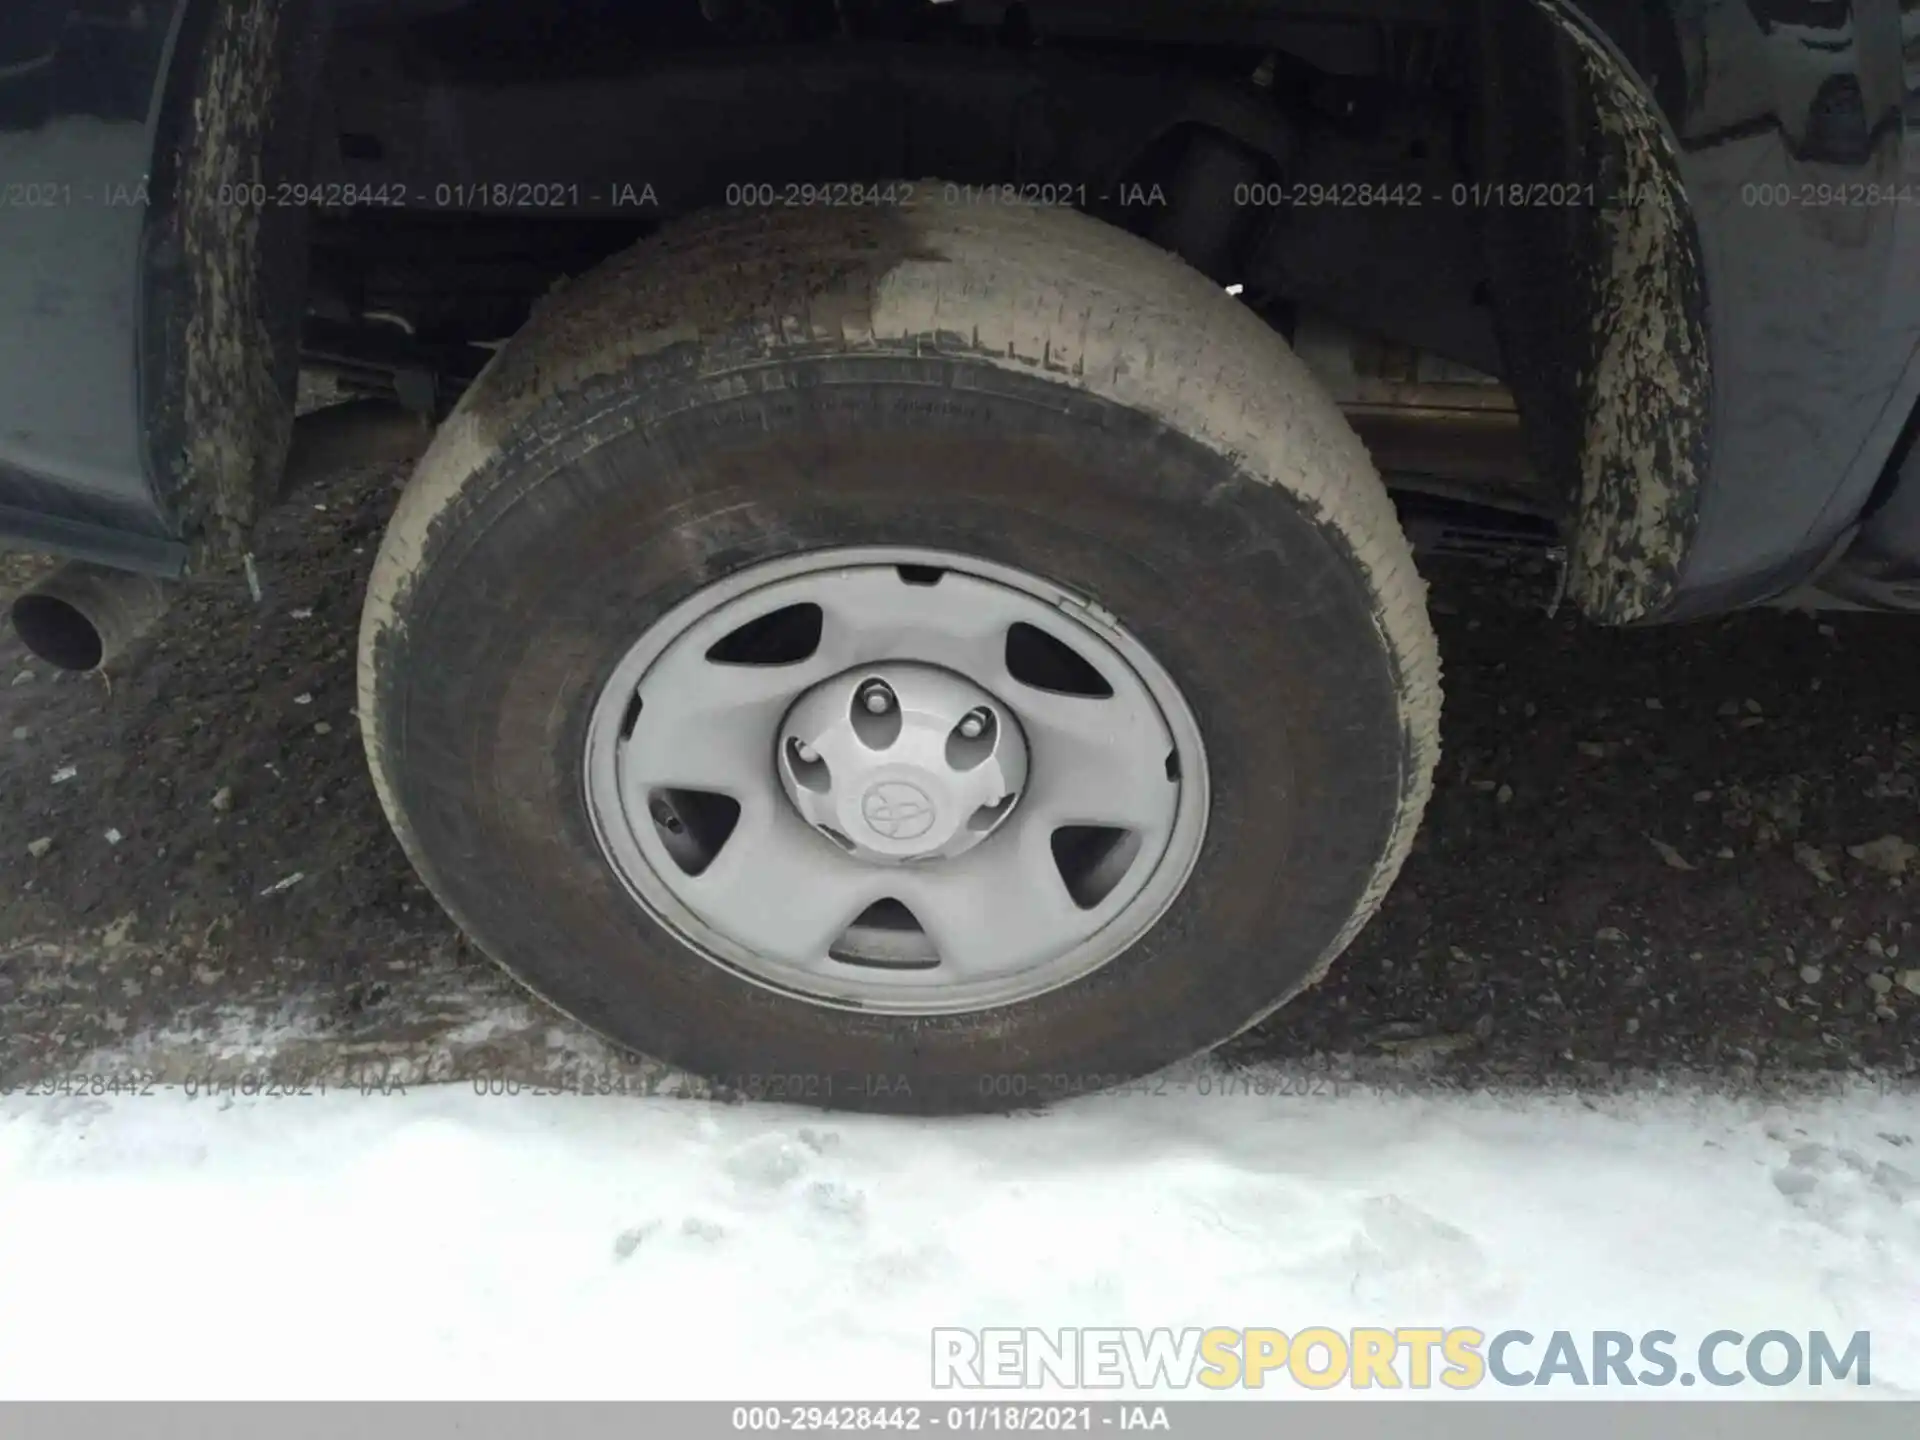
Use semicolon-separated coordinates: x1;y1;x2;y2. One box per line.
584;548;1209;1014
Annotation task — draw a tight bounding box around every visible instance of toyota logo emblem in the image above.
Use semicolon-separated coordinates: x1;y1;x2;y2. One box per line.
861;781;937;841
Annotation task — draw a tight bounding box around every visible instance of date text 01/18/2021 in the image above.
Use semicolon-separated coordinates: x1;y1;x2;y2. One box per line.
732;1406;1172;1432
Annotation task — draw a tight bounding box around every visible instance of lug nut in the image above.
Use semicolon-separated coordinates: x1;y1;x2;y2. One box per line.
860;682;894;715
793;740;818;764
958;709;992;740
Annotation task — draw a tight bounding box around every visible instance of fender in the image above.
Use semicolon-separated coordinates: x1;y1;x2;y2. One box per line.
1507;0;1920;620
0;0;326;577
0;0;1915;617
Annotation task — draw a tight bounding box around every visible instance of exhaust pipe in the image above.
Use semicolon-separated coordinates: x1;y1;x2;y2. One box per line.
10;400;429;672
11;561;171;672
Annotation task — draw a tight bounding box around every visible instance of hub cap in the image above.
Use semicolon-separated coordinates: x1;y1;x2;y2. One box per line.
583;548;1209;1015
778;663;1028;865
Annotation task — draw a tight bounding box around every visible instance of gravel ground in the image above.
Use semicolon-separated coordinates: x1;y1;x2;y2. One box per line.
1;455;1916;1098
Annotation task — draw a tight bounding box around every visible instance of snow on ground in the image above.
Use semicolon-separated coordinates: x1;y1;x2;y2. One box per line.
0;1076;1913;1400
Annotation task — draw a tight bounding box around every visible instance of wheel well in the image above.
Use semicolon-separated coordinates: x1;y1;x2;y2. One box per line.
154;0;1709;621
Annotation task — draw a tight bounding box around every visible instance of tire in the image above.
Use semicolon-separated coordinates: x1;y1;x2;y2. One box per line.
357;191;1440;1114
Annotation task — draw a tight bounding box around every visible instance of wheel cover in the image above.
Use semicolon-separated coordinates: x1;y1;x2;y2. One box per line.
583;548;1210;1015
